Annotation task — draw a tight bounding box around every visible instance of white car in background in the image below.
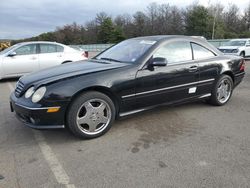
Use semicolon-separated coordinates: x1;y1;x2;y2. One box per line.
218;39;250;57
0;41;87;80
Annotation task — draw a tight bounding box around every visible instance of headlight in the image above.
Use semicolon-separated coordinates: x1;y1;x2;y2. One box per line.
231;49;239;53
25;87;35;98
32;87;46;103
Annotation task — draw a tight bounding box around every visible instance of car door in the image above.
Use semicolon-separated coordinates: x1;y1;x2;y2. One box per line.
135;41;199;109
191;42;219;95
2;44;39;77
38;43;64;70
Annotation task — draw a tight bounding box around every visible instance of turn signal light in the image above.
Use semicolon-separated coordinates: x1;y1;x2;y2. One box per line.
47;107;60;113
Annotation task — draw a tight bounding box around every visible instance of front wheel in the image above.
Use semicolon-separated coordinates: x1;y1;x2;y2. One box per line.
208;75;233;106
66;91;116;139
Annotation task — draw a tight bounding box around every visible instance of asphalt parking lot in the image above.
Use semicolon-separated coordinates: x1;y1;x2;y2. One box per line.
0;63;250;188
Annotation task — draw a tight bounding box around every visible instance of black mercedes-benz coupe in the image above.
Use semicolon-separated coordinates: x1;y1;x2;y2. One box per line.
10;35;245;138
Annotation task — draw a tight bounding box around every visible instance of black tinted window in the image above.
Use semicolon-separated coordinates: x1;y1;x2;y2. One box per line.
15;44;37;55
153;41;192;64
192;43;215;59
40;44;63;53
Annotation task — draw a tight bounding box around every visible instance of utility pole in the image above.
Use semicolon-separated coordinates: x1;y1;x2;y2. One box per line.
212;7;217;40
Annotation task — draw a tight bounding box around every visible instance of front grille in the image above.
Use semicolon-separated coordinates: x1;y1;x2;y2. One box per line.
219;49;233;53
15;81;25;97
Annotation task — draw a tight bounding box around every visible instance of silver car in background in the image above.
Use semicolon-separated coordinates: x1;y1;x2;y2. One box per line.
0;41;87;80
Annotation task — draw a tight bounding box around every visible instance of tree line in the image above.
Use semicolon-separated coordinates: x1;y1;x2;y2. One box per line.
13;2;250;45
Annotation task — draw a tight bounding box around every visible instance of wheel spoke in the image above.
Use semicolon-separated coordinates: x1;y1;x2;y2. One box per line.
217;91;222;100
77;115;90;125
85;101;94;112
88;121;98;132
98;102;106;112
99;115;108;124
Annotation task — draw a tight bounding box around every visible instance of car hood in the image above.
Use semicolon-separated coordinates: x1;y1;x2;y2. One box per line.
19;60;130;87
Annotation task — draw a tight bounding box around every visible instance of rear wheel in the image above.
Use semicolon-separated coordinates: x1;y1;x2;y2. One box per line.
208;75;233;106
66;91;116;139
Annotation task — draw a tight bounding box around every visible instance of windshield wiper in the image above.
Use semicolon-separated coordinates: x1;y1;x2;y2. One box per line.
100;57;121;62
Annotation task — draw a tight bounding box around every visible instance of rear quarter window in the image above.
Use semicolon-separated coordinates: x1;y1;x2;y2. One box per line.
56;45;64;52
191;43;216;60
40;44;64;53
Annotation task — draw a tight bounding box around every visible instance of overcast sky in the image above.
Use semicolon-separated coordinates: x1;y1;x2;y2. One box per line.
0;0;249;39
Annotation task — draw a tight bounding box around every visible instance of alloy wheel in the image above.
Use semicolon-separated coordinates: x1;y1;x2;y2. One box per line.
76;99;111;135
216;79;232;104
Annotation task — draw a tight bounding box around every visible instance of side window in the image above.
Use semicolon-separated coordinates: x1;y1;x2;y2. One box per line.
192;43;215;60
40;44;58;54
14;44;37;55
153;41;192;64
56;45;64;52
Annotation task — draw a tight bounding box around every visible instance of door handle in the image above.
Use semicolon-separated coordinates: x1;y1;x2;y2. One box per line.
31;57;37;60
189;65;198;72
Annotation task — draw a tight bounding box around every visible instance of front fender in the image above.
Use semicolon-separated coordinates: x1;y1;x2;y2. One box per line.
42;72;113;103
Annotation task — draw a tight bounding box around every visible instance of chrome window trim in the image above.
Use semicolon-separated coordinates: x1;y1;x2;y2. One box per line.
122;78;215;99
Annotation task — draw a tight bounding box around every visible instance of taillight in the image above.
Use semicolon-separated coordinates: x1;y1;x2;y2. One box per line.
82;51;88;58
240;59;245;71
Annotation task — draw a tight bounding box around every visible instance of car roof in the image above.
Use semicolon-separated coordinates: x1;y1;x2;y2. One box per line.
130;35;206;42
130;35;220;55
17;41;65;46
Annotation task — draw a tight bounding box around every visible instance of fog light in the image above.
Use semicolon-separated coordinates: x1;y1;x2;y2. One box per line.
47;107;60;113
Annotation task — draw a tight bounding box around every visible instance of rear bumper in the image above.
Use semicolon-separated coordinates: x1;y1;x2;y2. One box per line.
10;93;67;129
234;72;245;88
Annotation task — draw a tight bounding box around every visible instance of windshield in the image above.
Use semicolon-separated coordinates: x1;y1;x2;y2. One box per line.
0;43;21;55
95;39;156;63
225;40;246;47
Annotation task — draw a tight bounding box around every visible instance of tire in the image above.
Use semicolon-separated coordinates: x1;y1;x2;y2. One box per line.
208;75;233;106
66;91;116;139
240;51;245;58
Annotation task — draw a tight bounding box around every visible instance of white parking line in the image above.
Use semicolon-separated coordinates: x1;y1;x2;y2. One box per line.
7;82;75;188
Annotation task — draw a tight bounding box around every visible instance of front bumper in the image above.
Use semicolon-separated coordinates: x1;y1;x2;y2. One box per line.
10;92;67;129
222;52;240;56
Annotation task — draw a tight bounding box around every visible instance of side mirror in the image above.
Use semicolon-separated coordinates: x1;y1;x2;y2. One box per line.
150;57;167;67
8;51;17;57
